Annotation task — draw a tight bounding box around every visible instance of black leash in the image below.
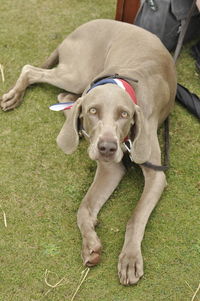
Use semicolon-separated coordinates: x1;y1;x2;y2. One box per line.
123;117;170;171
141;1;197;171
141;118;170;171
173;0;197;62
143;1;197;172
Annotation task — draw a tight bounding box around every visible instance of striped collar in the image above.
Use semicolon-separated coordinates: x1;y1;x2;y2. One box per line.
49;76;138;112
87;77;137;104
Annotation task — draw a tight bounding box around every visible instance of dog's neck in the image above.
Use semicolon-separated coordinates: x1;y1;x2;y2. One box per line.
87;75;138;105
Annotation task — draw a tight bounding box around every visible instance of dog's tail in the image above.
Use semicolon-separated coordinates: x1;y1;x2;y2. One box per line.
41;48;59;69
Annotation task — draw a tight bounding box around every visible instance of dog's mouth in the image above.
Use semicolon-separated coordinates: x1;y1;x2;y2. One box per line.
98;152;117;162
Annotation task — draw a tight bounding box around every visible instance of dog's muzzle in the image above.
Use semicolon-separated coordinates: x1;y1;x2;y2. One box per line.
97;139;118;157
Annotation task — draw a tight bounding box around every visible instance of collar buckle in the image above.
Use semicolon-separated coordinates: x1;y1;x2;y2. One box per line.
123;139;134;162
80;129;90;139
123;139;132;153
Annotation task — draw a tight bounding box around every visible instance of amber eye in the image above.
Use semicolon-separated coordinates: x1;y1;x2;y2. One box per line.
121;111;129;118
89;107;97;115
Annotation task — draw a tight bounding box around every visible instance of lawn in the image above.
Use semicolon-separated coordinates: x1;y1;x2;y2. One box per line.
0;1;199;300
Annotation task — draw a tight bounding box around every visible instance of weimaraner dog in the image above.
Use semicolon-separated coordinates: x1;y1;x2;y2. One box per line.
1;19;177;285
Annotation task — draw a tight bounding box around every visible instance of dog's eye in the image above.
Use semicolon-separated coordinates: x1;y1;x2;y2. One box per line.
89;107;97;115
121;111;129;118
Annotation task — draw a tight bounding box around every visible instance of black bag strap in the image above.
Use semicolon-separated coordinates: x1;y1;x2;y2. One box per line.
173;0;197;62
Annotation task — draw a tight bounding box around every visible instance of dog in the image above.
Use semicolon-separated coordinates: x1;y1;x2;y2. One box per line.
1;19;177;285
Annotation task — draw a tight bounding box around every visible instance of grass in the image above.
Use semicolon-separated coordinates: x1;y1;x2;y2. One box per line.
0;0;200;300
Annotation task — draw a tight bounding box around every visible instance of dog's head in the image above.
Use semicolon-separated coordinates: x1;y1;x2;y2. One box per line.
56;84;151;164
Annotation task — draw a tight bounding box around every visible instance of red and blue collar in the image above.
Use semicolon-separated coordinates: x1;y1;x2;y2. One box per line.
49;76;138;111
87;77;137;104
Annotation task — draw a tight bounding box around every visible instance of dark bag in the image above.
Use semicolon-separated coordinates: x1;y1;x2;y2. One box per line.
134;0;200;119
134;0;200;51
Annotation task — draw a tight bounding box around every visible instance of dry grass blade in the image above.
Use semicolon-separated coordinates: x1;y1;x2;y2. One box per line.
44;269;68;296
185;281;200;301
186;281;196;294
44;269;67;288
191;283;200;301
0;206;7;227
3;211;7;227
0;64;5;82
70;268;90;301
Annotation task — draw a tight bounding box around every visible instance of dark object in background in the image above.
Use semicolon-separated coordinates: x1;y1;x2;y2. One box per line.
115;0;200;119
176;84;200;118
115;0;140;24
191;40;200;72
134;0;200;51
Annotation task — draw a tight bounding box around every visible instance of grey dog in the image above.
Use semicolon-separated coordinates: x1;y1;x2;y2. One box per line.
1;19;177;285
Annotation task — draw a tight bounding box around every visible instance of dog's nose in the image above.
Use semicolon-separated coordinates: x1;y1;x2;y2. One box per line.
98;140;118;156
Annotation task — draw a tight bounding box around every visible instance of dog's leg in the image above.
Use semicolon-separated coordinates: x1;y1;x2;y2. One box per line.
57;93;79;103
1;65;60;111
77;161;125;267
118;133;167;285
57;93;80;119
1;64;81;111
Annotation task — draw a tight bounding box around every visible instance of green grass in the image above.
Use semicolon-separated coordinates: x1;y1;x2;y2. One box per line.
0;1;200;300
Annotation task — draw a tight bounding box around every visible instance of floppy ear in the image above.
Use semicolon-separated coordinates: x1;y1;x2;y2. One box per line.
56;97;83;154
130;105;151;164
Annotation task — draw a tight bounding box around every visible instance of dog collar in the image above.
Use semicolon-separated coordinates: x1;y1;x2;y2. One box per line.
49;101;74;111
87;78;137;104
49;76;138;111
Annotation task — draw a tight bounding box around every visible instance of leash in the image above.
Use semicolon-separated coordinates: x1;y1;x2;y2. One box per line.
148;0;198;172
143;117;169;171
123;117;169;172
153;1;197;171
143;2;197;172
173;0;197;63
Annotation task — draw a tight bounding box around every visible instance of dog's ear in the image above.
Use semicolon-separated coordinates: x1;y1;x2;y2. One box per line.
56;97;83;154
130;105;151;164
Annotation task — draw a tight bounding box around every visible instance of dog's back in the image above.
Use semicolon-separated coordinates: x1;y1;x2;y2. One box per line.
59;19;174;75
58;19;176;123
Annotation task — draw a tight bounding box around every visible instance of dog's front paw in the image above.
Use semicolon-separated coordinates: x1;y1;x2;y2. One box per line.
1;89;24;111
118;248;144;285
82;234;102;267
